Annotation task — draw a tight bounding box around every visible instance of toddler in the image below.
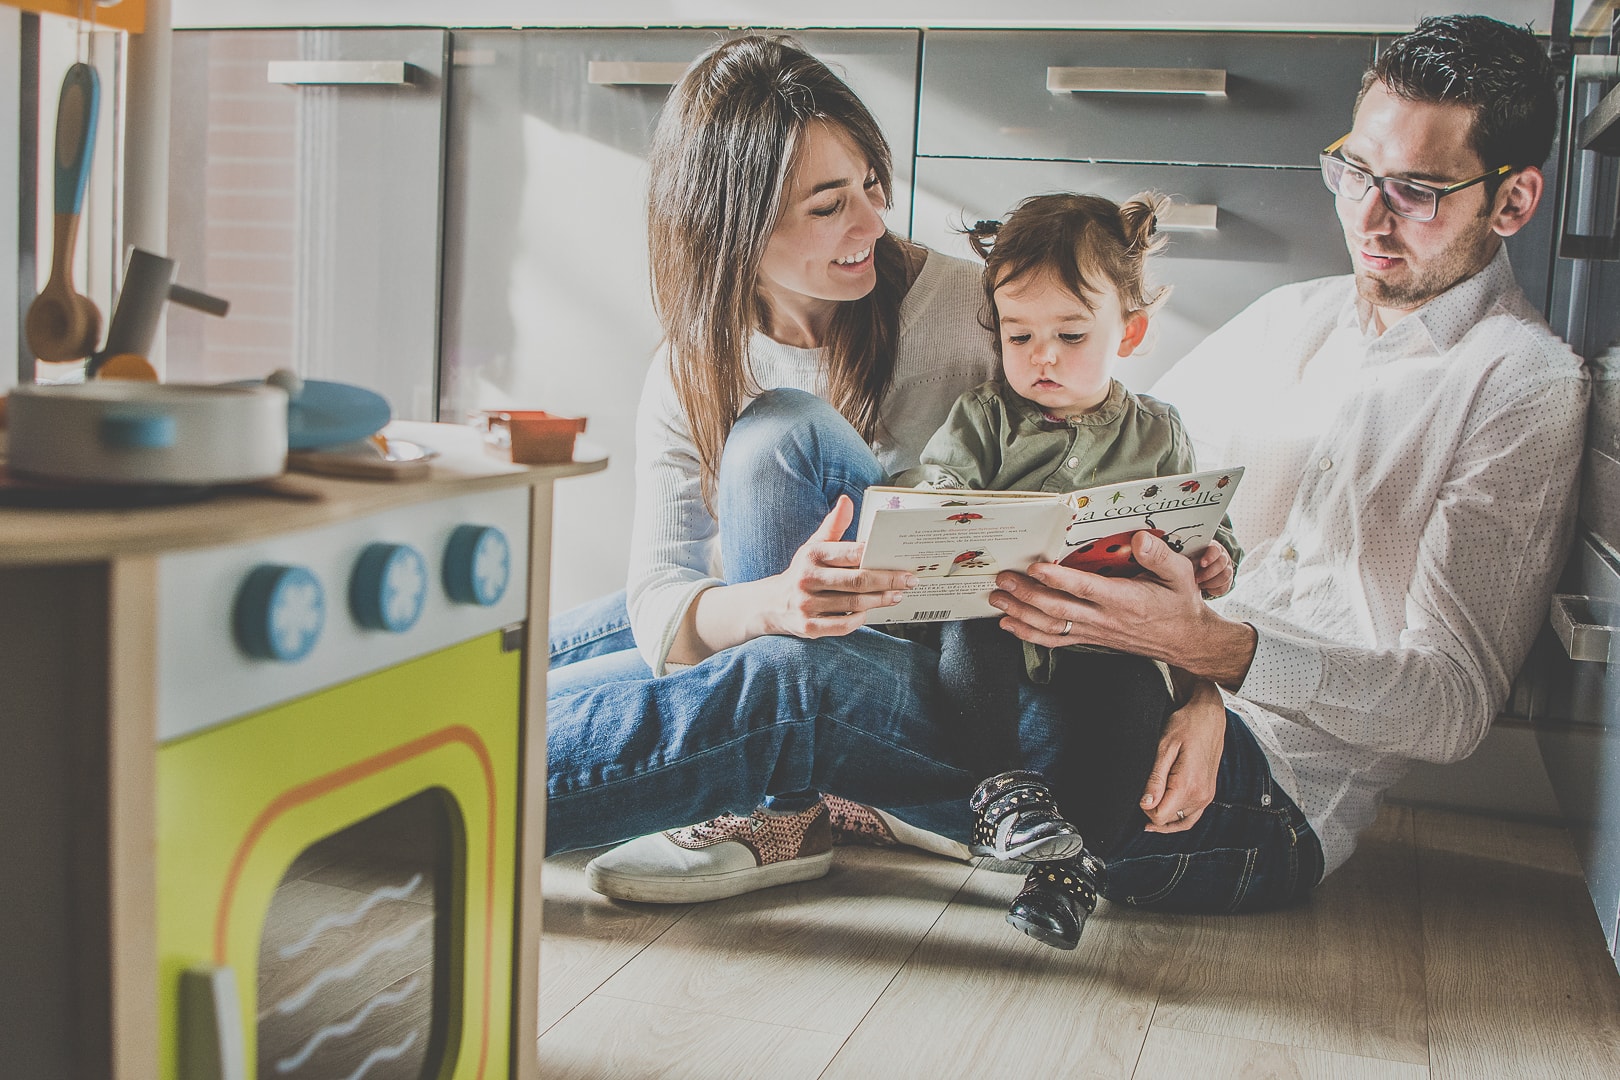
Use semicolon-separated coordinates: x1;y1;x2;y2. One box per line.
894;192;1239;949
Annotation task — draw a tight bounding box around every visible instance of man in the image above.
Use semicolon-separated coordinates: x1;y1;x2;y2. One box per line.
991;14;1589;908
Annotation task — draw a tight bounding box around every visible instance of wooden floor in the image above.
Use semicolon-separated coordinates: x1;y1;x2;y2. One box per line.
536;806;1620;1079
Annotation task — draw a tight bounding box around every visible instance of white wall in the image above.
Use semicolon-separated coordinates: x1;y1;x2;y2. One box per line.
171;0;1569;34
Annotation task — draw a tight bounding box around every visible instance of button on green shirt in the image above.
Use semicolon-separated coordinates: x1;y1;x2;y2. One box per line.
892;377;1241;681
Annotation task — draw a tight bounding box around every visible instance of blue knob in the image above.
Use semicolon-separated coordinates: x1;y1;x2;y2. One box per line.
234;564;324;662
350;542;428;632
443;525;510;606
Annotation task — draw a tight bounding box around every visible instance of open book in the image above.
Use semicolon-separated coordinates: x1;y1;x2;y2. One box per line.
856;466;1243;624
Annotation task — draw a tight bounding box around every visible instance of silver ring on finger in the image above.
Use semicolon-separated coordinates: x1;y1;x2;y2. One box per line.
1062;619;1072;636
1175;808;1187;822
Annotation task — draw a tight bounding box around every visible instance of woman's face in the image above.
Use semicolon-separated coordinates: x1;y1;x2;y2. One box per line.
756;120;888;334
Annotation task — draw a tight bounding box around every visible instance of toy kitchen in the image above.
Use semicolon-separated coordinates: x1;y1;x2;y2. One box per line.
1;398;603;1080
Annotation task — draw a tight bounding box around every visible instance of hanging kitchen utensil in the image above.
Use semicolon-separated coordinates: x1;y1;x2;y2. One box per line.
25;62;103;363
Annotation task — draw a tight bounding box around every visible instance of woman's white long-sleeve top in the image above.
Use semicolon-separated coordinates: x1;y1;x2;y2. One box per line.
628;250;999;674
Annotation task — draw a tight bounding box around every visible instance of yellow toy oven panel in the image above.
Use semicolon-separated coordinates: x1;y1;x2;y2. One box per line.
156;631;520;1080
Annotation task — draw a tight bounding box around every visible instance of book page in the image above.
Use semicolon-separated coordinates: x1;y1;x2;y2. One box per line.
858;497;1071;623
858;467;1243;624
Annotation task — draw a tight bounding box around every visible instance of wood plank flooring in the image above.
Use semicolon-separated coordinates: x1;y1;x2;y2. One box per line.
538;806;1620;1079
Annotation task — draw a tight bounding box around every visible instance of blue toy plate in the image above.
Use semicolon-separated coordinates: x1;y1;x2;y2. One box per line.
230;377;392;450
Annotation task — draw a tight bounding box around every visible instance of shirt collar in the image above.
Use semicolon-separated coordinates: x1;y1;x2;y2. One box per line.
1350;245;1517;353
1015;377;1128;427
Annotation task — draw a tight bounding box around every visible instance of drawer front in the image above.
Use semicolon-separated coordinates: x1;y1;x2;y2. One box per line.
912;157;1350;387
1583;448;1620;557
918;30;1372;167
1588;344;1620;462
1539;534;1620;953
440;28;919;615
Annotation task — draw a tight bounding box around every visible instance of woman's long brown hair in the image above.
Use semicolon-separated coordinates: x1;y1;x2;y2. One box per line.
647;34;909;508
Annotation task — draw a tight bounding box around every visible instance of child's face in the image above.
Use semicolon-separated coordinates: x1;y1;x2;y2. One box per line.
993;271;1146;418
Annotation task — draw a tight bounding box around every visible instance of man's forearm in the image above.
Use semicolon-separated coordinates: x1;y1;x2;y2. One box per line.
1167;608;1258;690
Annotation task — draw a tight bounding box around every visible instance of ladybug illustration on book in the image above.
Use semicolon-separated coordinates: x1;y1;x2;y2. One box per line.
946;549;992;575
1060;517;1201;577
1180;479;1201;493
945;511;984;525
1217;474;1232;488
1141;483;1160;498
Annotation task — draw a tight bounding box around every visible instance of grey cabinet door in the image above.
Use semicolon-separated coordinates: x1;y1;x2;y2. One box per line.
166;29;449;420
1540;535;1620;957
918;30;1372;167
440;29;920;615
912;157;1350;388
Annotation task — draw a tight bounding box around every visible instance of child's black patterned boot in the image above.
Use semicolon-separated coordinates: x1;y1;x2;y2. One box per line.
1005;851;1103;951
968;769;1085;863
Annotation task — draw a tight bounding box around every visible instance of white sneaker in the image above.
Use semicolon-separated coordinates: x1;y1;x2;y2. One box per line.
823;794;971;862
585;801;834;903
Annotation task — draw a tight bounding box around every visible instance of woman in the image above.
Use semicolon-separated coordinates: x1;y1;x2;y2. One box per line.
544;36;1257;925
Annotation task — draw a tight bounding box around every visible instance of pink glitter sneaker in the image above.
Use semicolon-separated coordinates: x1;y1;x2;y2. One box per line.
823;795;970;862
585;802;833;903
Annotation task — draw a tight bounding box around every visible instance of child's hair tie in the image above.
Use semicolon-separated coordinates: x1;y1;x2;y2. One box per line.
965;218;1002;260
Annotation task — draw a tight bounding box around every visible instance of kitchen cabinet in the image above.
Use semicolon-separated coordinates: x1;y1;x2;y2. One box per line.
165;28;449;421
1536;33;1620;973
439;29;921;615
1542;527;1620;965
912;29;1369;388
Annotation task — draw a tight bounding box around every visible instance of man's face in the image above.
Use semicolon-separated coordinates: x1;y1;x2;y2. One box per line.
1335;81;1506;316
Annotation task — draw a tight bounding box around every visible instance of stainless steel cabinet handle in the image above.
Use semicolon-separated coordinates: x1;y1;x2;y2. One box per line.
587;61;690;86
1551;593;1620;662
267;60;418;86
1158;204;1219;232
1047;66;1227;97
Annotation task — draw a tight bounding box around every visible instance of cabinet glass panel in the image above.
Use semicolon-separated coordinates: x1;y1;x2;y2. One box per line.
166;29;448;421
440;29;919;614
912;157;1349;388
918;30;1372;167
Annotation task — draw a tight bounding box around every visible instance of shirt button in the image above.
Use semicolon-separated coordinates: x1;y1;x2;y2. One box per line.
1067;457;1079;469
1318;456;1333;471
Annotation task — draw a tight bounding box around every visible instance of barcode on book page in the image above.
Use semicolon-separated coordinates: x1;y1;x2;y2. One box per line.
912;609;953;621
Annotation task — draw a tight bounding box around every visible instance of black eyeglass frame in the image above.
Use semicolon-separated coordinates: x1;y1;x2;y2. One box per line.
1319;134;1512;222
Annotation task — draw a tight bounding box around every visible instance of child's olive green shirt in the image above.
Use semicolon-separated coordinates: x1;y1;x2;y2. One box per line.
891;377;1242;681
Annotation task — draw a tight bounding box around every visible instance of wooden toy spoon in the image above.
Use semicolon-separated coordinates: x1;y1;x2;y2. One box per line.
25;63;102;363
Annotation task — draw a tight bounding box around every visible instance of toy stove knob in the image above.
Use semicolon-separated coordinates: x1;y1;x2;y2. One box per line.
350;542;429;633
443;524;510;606
234;564;325;662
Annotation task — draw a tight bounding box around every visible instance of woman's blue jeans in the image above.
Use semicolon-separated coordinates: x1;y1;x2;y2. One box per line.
544;389;1320;912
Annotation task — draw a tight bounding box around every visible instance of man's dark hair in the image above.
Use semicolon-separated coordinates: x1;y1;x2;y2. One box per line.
1358;14;1558;170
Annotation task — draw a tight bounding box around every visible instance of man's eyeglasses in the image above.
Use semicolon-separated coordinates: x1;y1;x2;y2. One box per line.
1318;134;1511;223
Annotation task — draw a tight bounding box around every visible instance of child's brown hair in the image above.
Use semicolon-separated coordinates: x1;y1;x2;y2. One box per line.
964;191;1170;353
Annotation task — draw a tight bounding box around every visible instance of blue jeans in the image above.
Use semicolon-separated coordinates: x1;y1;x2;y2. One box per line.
1097;711;1322;912
544;389;1321;913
